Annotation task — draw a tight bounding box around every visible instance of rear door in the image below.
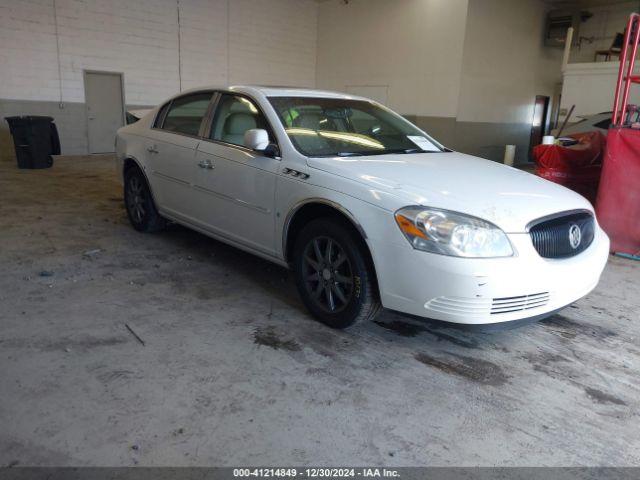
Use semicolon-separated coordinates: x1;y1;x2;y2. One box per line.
192;93;280;255
145;92;214;219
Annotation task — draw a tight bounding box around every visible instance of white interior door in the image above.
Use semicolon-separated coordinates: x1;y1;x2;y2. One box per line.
84;71;124;153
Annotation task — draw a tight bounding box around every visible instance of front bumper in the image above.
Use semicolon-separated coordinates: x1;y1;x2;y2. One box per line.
373;224;610;325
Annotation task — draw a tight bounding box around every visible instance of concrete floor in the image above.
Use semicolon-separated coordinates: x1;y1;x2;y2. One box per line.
0;156;639;467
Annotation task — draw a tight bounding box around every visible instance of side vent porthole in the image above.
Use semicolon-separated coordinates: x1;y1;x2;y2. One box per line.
283;168;309;180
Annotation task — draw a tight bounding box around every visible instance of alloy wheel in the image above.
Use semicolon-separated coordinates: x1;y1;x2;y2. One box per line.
302;236;354;313
127;176;146;224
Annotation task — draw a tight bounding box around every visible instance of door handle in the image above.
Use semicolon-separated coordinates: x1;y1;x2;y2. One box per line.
198;159;214;169
146;145;159;154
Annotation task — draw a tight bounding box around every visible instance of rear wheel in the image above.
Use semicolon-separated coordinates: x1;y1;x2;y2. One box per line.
124;167;165;232
293;218;381;328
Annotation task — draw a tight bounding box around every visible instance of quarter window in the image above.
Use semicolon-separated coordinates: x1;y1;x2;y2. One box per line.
210;94;274;147
161;92;213;136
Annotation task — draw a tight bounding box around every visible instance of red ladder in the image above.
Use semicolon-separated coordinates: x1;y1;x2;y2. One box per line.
612;13;640;127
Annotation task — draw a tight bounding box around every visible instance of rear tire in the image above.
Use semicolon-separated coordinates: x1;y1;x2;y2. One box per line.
293;218;381;329
124;166;166;233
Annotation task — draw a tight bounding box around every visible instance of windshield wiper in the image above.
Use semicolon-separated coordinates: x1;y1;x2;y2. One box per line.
389;148;439;154
315;149;440;157
362;148;426;156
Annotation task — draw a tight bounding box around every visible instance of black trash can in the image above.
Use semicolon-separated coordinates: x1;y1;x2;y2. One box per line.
5;116;61;169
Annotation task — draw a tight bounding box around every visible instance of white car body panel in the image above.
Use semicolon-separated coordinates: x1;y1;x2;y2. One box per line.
193;140;280;256
306;152;591;233
116;85;610;326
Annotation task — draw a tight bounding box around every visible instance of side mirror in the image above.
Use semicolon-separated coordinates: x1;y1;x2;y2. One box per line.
244;129;270;151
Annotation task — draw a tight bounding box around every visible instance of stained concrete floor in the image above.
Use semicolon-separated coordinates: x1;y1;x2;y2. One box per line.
0;156;638;467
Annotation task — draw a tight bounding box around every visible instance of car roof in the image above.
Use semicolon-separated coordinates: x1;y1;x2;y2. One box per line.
238;85;358;99
168;85;366;101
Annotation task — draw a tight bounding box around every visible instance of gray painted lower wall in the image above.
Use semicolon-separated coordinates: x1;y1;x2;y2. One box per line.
1;99;87;162
408;115;533;164
0;99;152;163
1;100;532;165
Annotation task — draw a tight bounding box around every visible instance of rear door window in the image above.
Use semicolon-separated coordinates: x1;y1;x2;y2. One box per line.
161;92;213;136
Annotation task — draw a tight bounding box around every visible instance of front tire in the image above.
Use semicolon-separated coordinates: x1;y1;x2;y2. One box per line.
293;218;381;329
124;167;166;233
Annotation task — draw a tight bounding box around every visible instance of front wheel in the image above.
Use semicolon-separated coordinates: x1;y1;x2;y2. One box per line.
293;218;381;329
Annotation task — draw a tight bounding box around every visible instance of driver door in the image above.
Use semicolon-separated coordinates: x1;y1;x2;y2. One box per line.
191;94;280;256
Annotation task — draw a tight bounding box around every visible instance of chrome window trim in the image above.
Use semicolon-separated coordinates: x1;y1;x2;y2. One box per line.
149;90;282;158
198;136;280;159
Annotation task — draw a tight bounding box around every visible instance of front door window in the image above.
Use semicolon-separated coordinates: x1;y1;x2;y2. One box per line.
210;95;274;147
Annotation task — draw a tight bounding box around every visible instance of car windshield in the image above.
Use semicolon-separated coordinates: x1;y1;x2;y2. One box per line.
268;96;444;157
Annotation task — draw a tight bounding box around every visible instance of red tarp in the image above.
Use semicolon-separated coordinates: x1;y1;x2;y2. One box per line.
596;128;640;255
533;131;605;204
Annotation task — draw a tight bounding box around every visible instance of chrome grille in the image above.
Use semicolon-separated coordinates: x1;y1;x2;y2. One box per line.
490;292;550;315
529;212;594;259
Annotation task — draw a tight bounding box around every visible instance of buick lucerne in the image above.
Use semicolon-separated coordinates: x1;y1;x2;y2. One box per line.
115;86;609;329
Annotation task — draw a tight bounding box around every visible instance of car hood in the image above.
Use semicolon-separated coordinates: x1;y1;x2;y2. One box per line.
307;151;592;233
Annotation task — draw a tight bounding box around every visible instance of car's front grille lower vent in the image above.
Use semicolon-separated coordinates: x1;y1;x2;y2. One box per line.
529;212;595;259
425;292;550;317
490;292;550;315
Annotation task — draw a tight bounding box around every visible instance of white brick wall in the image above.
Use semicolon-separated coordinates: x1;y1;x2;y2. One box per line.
179;0;228;90
0;0;318;106
228;0;317;87
0;0;61;102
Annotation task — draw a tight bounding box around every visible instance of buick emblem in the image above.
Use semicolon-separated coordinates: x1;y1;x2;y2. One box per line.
569;224;582;249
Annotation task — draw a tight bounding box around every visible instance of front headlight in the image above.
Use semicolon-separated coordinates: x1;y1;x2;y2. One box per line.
395;206;513;258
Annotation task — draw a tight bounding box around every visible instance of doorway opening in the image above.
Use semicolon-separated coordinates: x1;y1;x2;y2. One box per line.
529;95;550;161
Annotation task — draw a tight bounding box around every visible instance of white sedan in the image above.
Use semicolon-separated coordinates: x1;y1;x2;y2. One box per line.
115;86;609;329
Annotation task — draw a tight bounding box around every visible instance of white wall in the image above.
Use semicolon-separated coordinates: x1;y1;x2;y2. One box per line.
0;0;318;107
560;62;640;119
316;0;469;118
316;0;562;162
228;0;317;87
457;0;562;124
0;0;318;157
556;2;640;128
316;0;561;124
0;0;587;162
